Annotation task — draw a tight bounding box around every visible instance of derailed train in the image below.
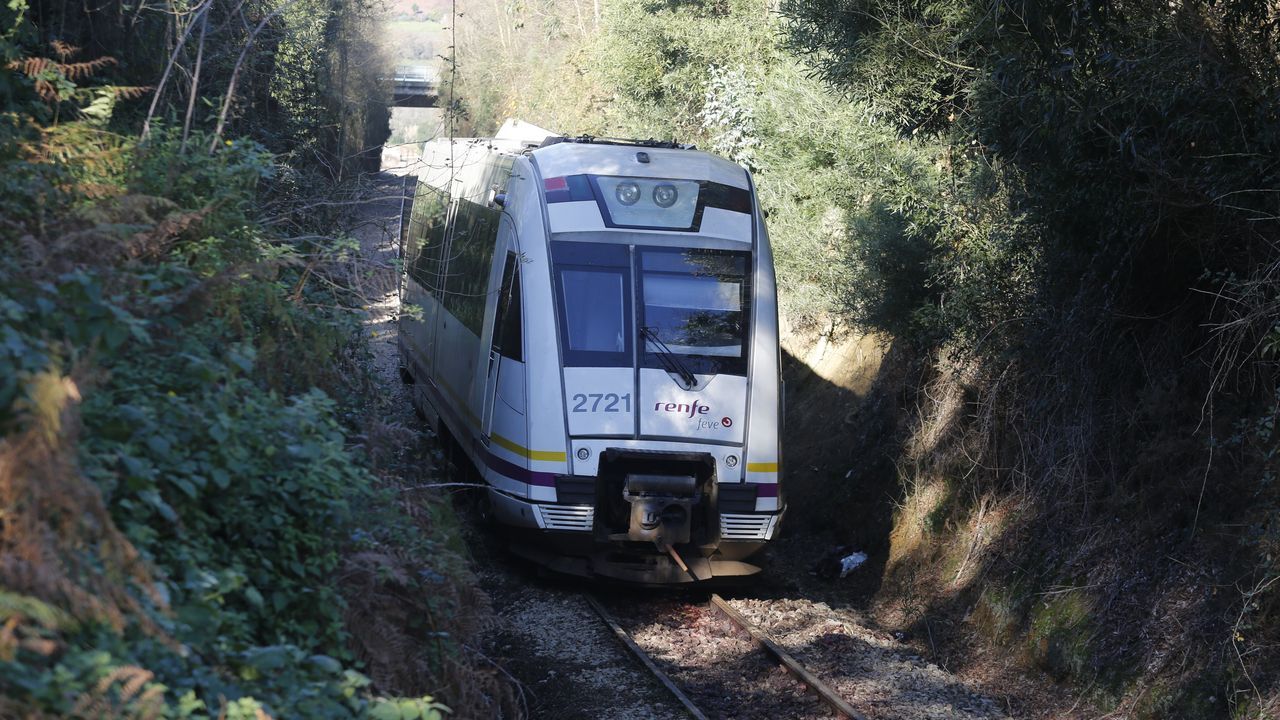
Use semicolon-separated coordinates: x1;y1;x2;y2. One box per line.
397;120;783;583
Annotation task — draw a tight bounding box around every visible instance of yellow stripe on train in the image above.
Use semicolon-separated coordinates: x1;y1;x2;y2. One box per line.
490;432;567;462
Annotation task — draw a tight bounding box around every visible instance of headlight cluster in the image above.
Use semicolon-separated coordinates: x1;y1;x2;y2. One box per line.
615;181;680;208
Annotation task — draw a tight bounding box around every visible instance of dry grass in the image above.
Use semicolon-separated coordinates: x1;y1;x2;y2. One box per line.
341;412;519;717
769;311;1268;714
339;518;518;718
860;327;1277;716
341;549;443;694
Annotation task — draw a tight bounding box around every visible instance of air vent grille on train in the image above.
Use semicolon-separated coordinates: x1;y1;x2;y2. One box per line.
536;505;594;531
720;513;776;541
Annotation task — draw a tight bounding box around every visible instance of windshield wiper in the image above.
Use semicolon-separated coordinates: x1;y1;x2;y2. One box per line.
640;326;698;389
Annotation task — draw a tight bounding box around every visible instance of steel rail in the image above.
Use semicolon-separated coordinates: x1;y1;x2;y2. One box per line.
590;592;866;720
708;594;865;720
583;595;709;720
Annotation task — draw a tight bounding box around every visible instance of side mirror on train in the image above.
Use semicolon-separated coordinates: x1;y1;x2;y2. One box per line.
493;192;507;208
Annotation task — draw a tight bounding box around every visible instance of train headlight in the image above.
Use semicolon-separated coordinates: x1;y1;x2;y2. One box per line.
615;181;641;206
595;176;700;229
652;183;679;208
576;447;591;461
725;454;739;468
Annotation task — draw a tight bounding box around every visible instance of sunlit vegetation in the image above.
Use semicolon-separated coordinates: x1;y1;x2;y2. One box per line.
449;0;1279;714
0;0;484;716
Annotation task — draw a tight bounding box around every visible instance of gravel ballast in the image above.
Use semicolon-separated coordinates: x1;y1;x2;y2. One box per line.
725;597;1006;720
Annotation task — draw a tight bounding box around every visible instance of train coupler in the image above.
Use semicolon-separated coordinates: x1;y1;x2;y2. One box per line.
614;473;700;548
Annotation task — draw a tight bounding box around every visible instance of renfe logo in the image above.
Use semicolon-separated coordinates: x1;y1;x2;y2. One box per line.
655;400;733;431
654;400;710;418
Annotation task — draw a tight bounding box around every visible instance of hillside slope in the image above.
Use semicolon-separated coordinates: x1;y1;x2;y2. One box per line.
443;0;1280;716
0;1;506;715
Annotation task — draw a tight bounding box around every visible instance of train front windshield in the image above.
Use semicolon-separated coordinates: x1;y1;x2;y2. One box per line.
553;242;752;376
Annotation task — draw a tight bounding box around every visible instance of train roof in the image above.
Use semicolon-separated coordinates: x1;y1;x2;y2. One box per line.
428;121;750;191
530;140;750;190
418;126;757;241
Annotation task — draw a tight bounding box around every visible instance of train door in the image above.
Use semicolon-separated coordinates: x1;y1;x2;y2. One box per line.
482;230;520;441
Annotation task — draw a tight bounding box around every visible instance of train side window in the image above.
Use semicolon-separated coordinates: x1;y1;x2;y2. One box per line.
551;241;632;368
442;199;499;334
561;270;625;352
411;187;449;298
402;190;423;286
493;252;523;362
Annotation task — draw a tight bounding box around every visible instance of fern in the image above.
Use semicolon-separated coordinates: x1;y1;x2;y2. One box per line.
0;591;76;630
6;54;118;103
69;666;167;720
5;42;149;111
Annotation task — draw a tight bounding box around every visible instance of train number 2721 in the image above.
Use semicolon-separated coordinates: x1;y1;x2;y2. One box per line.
571;393;632;413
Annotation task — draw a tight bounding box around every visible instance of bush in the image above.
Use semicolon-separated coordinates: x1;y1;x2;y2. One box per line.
0;115;454;720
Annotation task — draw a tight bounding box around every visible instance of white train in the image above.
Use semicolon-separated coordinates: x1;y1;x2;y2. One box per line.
398;121;783;583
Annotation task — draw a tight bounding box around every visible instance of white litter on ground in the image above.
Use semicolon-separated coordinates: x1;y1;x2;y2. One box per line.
839;551;868;577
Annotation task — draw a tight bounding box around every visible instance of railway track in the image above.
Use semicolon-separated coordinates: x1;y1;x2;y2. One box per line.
586;594;867;720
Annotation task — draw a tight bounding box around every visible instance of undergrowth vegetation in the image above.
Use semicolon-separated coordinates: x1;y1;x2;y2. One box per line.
0;0;492;716
783;2;1280;715
450;0;1279;715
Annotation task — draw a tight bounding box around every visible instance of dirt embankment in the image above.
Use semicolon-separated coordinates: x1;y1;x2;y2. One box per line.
777;322;1278;718
775;326;1095;718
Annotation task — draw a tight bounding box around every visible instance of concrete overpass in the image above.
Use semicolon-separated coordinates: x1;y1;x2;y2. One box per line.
392;65;439;107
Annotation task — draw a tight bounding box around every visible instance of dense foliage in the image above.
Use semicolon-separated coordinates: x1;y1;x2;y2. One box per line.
0;0;471;716
783;2;1280;715
453;0;952;334
785;0;1280;346
451;0;1279;715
